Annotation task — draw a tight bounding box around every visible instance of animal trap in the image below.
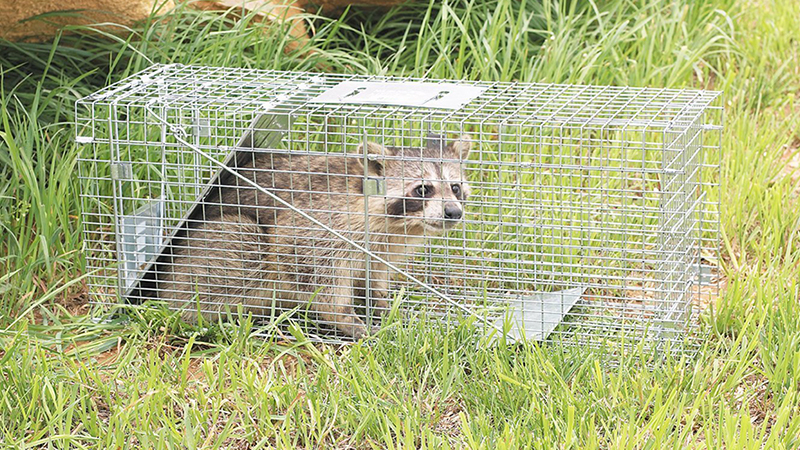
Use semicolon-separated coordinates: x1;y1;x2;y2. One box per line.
77;64;722;354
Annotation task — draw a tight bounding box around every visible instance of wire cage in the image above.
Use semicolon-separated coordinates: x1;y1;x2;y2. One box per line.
77;64;721;353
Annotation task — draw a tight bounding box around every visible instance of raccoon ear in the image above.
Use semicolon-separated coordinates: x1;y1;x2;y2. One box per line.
447;134;472;160
355;141;388;176
425;133;446;151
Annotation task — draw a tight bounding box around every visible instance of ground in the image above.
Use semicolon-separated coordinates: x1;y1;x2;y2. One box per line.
1;0;799;448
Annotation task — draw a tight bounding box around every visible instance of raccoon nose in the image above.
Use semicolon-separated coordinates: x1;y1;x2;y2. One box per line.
444;203;462;220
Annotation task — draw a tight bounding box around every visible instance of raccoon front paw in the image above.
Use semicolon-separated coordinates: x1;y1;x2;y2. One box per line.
373;297;391;313
343;321;383;340
339;320;369;340
367;295;391;323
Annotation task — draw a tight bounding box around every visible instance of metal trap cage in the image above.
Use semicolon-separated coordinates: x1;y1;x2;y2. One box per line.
77;64;721;352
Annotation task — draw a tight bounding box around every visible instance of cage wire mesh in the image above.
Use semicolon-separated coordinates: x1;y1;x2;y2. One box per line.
77;64;722;354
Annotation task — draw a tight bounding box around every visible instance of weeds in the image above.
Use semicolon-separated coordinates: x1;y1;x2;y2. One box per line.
1;0;799;447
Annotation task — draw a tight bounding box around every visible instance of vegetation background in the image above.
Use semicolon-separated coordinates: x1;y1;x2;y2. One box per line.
0;0;798;447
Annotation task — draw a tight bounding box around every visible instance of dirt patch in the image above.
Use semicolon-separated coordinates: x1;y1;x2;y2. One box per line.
732;370;776;432
261;351;317;378
59;279;92;316
93;396;114;424
28;276;91;325
430;397;466;443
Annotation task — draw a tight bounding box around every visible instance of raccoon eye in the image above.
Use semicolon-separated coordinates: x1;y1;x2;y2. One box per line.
451;183;461;197
413;185;434;198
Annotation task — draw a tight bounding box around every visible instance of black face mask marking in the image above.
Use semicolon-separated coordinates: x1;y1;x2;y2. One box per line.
451;183;467;200
386;197;425;217
413;184;435;198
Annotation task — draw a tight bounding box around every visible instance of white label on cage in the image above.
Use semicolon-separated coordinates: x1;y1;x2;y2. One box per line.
310;81;486;109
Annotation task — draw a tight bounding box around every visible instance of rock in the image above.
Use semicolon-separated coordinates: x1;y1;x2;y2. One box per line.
308;0;406;11
194;0;308;50
0;0;409;43
1;0;174;41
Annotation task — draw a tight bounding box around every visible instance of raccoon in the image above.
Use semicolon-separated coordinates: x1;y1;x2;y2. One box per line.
157;134;472;339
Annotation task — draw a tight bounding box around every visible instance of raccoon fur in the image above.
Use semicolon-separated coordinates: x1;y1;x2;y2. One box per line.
157;134;472;339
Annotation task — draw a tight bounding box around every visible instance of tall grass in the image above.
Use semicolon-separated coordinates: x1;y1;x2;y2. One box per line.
334;0;737;85
1;0;799;447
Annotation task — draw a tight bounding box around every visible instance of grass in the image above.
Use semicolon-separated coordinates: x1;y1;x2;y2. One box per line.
1;0;799;447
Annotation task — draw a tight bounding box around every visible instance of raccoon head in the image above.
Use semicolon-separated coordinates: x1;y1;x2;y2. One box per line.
356;134;472;235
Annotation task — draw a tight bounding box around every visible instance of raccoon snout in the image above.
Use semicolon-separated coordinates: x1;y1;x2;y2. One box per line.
444;203;463;220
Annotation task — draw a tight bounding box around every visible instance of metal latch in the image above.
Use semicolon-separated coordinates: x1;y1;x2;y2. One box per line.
364;177;386;196
192;118;210;137
110;162;133;180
